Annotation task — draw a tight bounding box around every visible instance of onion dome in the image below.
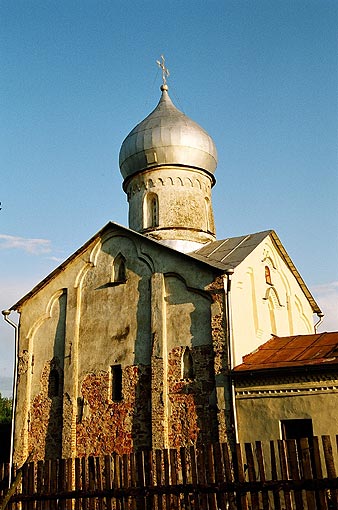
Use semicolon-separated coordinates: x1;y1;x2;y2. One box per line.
119;85;218;181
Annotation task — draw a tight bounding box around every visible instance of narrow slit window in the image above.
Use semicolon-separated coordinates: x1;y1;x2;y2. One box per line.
151;196;158;227
111;365;123;401
182;347;194;380
144;193;159;229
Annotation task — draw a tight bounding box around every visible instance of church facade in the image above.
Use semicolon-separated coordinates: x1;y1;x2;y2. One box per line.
10;82;320;463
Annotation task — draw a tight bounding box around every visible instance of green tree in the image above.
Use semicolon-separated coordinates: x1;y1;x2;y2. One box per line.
0;392;12;424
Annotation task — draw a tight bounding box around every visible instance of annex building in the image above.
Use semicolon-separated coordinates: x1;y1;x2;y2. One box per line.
8;80;322;463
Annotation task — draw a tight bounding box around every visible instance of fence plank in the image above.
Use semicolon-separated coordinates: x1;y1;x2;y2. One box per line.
169;449;179;510
155;449;163;510
213;443;227;510
312;437;328;510
163;449;171;510
95;457;103;510
27;462;35;510
58;458;66;510
74;457;81;510
189;445;201;510
88;457;95;510
36;460;43;510
322;435;338;508
135;450;145;510
205;444;217;510
66;458;73;510
270;441;282;510
143;450;153;510
244;442;259;510
235;443;248;510
286;439;303;510
121;453;130;509
180;447;190;510
221;441;236;510
277;439;292;510
80;456;87;510
113;453;121;510
50;459;58;510
129;452;136;510
299;437;317;510
103;455;112;510
255;441;269;510
197;445;209;510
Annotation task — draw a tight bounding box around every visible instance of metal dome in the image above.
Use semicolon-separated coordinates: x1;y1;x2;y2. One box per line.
119;85;218;181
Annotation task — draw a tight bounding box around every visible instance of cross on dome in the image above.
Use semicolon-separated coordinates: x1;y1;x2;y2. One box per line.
156;55;170;86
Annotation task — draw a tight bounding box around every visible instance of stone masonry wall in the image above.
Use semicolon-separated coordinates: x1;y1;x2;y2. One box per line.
167;345;218;448
76;364;151;456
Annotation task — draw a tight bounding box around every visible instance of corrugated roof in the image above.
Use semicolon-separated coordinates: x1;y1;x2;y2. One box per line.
234;332;338;372
189;231;272;270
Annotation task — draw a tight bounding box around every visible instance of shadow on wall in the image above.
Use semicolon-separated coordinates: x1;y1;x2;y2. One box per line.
164;274;219;448
45;291;67;460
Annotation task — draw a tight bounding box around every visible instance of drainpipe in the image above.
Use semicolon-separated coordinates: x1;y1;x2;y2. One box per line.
2;309;19;488
314;312;324;333
224;268;238;450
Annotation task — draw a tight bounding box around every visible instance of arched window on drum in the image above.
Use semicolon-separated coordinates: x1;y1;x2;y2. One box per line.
144;192;159;229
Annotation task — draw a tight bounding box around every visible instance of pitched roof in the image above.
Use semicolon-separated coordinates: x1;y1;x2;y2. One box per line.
234;332;338;373
190;230;272;271
190;230;321;314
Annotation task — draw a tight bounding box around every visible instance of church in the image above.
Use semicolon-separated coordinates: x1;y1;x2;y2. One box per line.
9;71;321;463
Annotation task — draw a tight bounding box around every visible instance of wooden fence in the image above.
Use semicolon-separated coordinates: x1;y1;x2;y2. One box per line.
1;436;338;509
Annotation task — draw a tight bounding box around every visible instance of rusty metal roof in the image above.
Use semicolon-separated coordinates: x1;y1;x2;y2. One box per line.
234;332;338;372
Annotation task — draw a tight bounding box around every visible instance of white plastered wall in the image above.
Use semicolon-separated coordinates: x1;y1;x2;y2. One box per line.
231;235;314;366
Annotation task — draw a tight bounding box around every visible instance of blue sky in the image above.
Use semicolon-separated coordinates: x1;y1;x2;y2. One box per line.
1;0;337;394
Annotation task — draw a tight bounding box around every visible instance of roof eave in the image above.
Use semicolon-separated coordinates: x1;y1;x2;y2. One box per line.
269;231;321;315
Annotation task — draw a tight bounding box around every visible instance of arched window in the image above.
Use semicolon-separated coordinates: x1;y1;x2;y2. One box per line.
182;347;194;380
144;193;159;229
48;368;59;398
265;266;272;285
113;254;126;283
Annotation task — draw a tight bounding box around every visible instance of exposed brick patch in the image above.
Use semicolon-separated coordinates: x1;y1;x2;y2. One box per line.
76;364;151;457
167;345;218;448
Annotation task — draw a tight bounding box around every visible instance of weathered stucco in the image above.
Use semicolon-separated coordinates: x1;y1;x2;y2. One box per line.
126;167;216;245
13;224;222;461
236;374;338;443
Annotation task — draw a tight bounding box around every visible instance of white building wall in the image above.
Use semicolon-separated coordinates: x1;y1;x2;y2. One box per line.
231;236;314;366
